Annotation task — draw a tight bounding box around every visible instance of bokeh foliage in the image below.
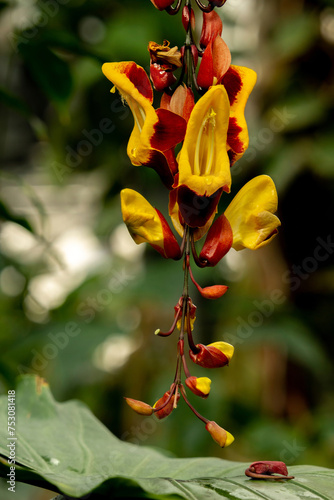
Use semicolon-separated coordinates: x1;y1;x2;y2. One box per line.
0;0;334;498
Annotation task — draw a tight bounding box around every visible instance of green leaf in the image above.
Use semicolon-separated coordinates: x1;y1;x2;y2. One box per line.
18;43;72;104
0;376;333;499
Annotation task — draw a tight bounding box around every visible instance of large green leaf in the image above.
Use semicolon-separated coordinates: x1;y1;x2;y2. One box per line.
0;376;333;499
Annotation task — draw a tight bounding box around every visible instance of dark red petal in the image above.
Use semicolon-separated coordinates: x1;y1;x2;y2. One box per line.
156;209;181;260
227;116;243;154
151;109;187;152
126;62;153;103
141;149;174;189
221;66;242;105
177;186;223;228
249;461;289;476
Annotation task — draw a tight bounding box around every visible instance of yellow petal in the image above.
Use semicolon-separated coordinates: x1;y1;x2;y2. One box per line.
225;431;235;447
225;175;281;250
195;377;211;396
102;62;158;165
223;65;257;164
177;85;231;197
208;341;234;362
120;189;164;245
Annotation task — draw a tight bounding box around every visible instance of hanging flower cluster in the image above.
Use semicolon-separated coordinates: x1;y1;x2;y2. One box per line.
102;0;280;448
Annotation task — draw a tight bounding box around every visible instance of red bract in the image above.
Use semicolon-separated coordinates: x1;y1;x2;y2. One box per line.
199;214;233;266
197;36;231;89
160;84;195;122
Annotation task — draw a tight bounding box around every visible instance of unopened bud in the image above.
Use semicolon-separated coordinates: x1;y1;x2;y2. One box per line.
182;6;195;31
185;376;211;398
205;421;234;447
153;390;180;419
150;62;176;92
200;11;223;48
189;342;234;368
125;398;153;416
199;284;228;299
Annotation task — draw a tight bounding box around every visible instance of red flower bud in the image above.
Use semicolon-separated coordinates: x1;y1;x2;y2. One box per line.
182;6;195;31
124;398;153;416
200;11;223;48
199;214;233;266
198;284;228;299
185;376;211;398
150;0;175;10
189;342;234;368
153;390;180;419
150;62;176;92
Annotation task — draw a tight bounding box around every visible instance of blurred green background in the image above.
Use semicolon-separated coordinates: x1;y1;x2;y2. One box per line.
1;0;334;498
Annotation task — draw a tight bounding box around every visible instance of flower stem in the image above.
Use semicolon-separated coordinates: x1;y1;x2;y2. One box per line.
180;384;209;423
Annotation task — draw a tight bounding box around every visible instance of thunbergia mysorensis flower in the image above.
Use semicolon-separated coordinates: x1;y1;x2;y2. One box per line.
103;0;281;449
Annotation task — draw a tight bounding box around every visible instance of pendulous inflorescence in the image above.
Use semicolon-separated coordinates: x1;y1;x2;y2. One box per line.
102;0;281;448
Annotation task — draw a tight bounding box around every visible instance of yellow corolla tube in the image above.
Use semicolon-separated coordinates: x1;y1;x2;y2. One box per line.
224;175;281;250
177;84;231;198
120;189;181;259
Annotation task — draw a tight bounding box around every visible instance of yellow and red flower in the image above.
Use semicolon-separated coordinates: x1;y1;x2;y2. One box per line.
185;376;211;398
102;61;186;188
189;341;234;368
121;188;181;259
175;85;231;228
224;175;281;250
